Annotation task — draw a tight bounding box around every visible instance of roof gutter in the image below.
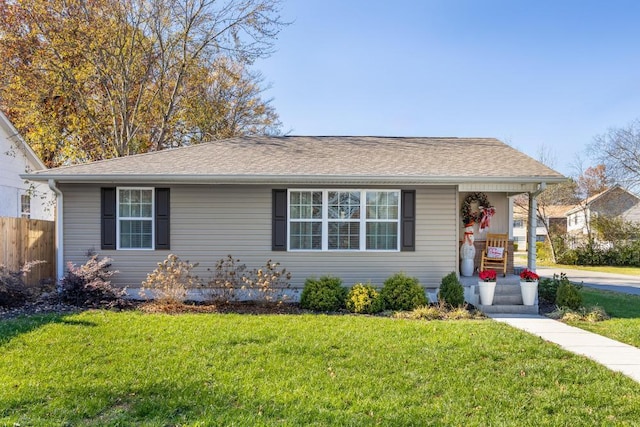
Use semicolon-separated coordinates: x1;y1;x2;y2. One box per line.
527;182;547;271
22;173;568;186
48;179;64;283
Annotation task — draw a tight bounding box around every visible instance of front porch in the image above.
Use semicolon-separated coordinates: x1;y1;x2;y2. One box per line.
459;273;538;314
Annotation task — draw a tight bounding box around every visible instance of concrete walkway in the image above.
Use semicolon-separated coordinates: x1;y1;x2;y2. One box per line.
490;314;640;383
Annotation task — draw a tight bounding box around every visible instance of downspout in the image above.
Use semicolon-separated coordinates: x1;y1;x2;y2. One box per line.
527;183;547;271
48;179;64;283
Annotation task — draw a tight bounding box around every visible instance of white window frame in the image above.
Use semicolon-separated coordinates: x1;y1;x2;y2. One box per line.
287;189;401;252
116;187;154;250
19;193;31;219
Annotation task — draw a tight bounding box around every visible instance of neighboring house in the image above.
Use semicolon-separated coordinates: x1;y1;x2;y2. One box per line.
0;111;55;220
23;136;564;295
512;204;572;249
566;185;640;237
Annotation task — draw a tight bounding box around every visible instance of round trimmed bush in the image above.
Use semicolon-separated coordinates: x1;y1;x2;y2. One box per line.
300;276;347;312
556;280;582;310
346;283;384;314
380;273;427;311
438;272;464;307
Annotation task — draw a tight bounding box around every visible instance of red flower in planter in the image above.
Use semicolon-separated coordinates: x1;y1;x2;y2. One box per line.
519;269;539;282
479;270;497;282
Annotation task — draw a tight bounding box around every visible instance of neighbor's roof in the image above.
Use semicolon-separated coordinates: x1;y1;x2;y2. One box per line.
514;204;575;218
22;136;565;185
565;185;640;215
543;205;576;218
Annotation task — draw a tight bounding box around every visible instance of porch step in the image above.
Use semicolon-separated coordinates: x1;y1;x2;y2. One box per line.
477;304;539;314
470;279;539;315
492;284;523;305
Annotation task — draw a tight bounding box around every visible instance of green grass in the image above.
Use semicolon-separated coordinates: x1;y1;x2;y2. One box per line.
1;311;639;425
514;252;640;276
580;288;640;319
553;264;640;276
564;287;640;349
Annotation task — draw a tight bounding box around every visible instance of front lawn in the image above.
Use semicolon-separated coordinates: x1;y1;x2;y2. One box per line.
557;264;640;276
1;311;639;425
564;287;640;349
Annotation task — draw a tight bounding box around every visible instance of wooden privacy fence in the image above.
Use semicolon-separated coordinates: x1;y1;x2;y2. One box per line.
0;217;55;285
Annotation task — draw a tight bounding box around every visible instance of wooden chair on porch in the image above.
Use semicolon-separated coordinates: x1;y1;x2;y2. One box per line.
480;233;509;276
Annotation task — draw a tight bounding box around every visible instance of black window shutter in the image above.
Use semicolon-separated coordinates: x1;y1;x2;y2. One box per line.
155;188;170;250
401;190;416;251
101;188;116;250
272;189;287;251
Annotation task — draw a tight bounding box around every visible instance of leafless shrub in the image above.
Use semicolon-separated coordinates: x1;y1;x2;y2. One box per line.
141;254;201;304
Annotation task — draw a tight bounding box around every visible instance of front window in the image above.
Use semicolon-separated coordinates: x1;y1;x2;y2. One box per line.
117;188;153;249
366;191;399;250
288;189;400;251
289;191;322;250
328;191;360;250
513;219;524;228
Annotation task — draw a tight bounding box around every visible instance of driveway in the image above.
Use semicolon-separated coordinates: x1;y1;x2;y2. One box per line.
536;267;640;296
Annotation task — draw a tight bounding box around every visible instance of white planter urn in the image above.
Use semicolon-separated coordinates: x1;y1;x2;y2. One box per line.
520;281;538;306
478;281;497;305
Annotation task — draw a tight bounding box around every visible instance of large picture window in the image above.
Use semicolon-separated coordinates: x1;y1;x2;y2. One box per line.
117;188;154;249
288;189;400;251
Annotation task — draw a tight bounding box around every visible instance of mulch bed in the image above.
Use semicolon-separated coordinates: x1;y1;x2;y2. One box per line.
1;297;307;320
138;300;306;315
2;295;555;320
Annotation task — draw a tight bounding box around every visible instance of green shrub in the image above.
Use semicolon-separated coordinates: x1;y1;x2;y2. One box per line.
538;273;572;304
346;283;384;314
556;248;578;265
556;280;583;310
536;241;552;262
300;276;347;312
438;272;464;308
513;242;519;252
380;273;427;311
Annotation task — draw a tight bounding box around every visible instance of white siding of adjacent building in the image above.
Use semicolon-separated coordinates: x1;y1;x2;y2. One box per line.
0;127;54;220
567;210;588;234
61;184;460;292
622;204;640;223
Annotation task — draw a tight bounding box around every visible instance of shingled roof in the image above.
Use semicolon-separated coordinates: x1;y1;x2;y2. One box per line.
23;136;565;185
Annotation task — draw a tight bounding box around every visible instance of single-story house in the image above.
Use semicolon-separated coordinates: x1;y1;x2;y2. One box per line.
23;136;565;297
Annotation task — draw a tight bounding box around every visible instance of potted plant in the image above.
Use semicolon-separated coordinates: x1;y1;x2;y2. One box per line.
519;268;539;306
478;269;497;305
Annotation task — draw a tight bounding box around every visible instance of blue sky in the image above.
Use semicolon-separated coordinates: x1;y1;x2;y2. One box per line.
255;0;640;176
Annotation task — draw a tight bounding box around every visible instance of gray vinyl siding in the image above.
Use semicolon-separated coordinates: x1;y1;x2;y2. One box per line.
61;184;458;292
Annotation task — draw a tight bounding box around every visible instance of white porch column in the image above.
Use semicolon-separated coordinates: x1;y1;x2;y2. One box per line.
526;183;546;271
527;192;537;271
